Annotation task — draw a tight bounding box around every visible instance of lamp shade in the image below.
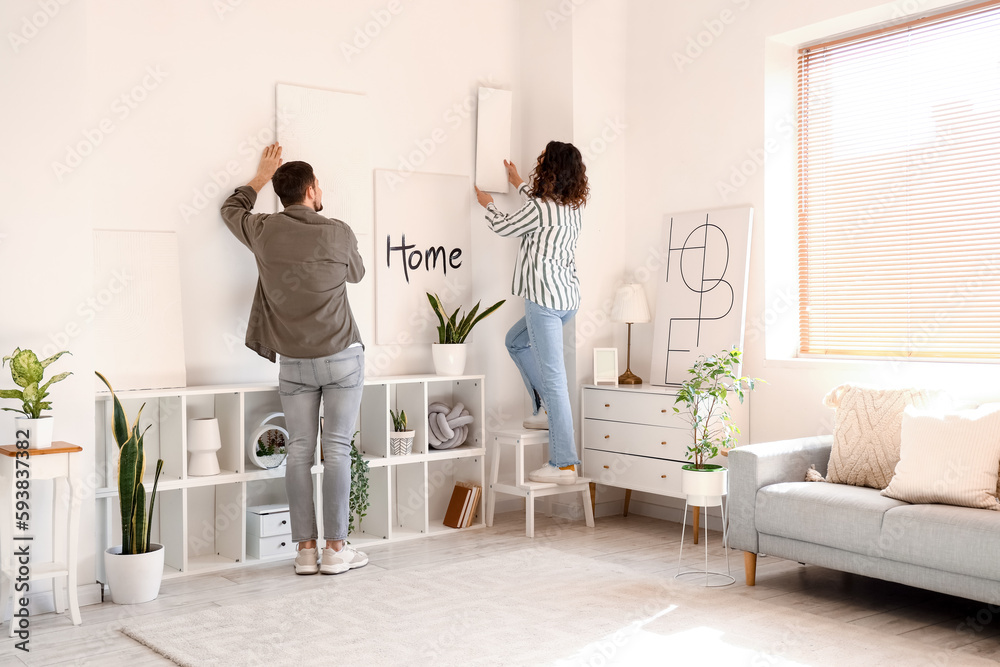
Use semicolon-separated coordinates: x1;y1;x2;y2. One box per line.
611;284;651;324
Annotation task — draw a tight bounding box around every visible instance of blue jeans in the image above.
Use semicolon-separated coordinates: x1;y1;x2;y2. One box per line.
505;300;580;468
278;346;365;542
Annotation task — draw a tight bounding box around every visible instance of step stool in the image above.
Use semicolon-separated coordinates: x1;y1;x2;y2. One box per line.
485;429;595;537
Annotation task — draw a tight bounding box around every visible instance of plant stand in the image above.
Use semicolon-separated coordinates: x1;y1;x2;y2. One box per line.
674;478;734;587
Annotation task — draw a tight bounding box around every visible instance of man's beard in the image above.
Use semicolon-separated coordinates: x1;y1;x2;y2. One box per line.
314;201;323;213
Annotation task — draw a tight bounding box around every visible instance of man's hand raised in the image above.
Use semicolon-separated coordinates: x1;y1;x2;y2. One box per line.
248;143;283;193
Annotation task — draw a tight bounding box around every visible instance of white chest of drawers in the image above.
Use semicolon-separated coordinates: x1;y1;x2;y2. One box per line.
247;504;294;559
581;384;689;507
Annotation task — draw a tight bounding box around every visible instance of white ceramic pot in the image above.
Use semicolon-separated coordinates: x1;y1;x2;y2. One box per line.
187;417;222;476
390;430;415;456
105;543;165;604
681;465;728;507
431;343;468;376
14;416;54;449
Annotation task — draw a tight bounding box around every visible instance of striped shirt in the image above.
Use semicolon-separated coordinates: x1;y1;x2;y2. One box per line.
485;183;582;311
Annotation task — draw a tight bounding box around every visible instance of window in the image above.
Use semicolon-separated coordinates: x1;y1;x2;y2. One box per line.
797;1;1000;360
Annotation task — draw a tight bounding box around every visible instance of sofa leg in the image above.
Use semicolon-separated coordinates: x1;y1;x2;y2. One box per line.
744;552;757;586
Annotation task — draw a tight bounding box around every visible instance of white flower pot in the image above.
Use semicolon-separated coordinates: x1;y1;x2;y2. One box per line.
432;343;468;376
681;465;728;507
390;430;415;456
105;543;165;604
14;416;54;449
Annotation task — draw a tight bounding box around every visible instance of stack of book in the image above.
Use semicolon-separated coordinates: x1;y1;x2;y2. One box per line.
443;481;482;529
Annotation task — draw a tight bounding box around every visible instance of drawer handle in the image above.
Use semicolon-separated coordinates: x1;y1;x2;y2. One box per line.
280;520;287;525
604;435;610;439
603;465;610;469
661;475;667;479
280;542;286;547
605;404;610;408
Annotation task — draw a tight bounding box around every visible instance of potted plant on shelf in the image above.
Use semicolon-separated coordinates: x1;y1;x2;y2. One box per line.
426;293;505;375
1;348;72;449
673;347;761;500
348;431;369;539
97;371;165;604
389;408;415;456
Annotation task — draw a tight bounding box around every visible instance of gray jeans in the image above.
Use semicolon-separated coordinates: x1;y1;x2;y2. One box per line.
278;346;365;542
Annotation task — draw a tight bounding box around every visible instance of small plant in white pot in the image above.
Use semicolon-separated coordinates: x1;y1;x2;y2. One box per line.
389;409;415;456
97;371;165;604
1;348;72;448
426;293;505;376
673;347;761;501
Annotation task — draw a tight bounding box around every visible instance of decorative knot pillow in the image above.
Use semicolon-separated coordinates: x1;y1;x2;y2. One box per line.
881;404;1000;510
823;384;935;489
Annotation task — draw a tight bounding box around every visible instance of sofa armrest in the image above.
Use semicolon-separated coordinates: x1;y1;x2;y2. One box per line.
727;435;833;554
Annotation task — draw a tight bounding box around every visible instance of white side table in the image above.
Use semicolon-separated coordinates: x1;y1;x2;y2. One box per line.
1;441;84;634
486;429;594;538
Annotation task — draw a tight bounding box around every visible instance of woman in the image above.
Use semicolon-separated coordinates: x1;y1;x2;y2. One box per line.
474;141;589;485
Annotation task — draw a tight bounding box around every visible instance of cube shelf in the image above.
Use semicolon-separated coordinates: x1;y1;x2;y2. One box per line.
94;375;486;580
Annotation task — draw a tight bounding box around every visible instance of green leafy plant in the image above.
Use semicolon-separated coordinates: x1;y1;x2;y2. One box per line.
427;293;505;344
97;371;164;555
1;348;72;419
348;431;369;538
255;429;286;457
673;347;763;469
389;409;409;433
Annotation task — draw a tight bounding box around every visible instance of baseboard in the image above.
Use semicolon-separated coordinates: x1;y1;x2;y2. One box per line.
11;583;104;619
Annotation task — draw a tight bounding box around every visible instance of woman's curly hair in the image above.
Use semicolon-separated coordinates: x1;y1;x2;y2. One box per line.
528;141;589;209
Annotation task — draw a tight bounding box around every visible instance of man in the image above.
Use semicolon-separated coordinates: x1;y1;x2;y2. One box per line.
221;142;368;576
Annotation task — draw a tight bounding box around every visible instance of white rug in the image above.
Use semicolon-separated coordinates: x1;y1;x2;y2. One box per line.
120;548;994;666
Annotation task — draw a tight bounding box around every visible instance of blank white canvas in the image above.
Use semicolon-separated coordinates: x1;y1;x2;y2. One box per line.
374;170;473;345
93;230;187;391
475;88;513;193
275;84;373;234
649;207;754;387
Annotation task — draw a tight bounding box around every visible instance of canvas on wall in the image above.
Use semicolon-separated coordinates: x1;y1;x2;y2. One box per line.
649;207;754;387
93;230;187;391
275;84;373;235
474;87;513;193
374;170;473;345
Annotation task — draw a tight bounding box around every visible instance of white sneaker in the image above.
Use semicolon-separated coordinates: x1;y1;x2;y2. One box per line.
523;411;549;430
321;545;369;574
528;463;578;485
294;547;318;575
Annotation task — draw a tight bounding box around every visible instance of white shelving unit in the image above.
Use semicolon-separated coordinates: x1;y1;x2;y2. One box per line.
94;374;486;581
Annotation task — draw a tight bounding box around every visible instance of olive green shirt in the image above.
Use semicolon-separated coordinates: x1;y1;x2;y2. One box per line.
221;185;365;362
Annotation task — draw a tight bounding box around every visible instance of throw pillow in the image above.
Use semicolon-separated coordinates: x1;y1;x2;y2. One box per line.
823;384;934;489
881;404;1000;510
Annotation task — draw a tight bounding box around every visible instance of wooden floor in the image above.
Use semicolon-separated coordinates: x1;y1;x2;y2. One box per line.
2;511;1000;666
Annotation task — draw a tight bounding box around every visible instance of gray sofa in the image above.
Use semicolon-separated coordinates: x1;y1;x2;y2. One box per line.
728;436;1000;604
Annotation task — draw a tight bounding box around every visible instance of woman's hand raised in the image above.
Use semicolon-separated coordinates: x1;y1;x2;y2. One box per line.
474;185;494;208
504;159;524;189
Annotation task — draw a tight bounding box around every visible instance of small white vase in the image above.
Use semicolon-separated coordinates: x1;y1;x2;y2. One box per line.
105;543;165;604
681;465;728;507
187;418;222;476
431;343;468;376
14;416;54;449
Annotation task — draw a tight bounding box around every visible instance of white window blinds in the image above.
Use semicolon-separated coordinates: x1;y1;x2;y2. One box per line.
797;1;1000;360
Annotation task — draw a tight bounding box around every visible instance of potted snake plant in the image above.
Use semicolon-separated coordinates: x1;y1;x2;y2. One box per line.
426;293;505;375
97;371;166;604
1;348;72;449
673;347;761;501
389;409;415;456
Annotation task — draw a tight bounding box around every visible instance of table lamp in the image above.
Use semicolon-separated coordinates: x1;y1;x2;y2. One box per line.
611;283;651;385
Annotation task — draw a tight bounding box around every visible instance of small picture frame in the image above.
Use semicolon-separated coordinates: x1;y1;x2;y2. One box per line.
593;348;619;386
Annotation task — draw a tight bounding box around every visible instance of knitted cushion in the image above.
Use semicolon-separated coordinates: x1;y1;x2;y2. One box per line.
823;384;933;489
